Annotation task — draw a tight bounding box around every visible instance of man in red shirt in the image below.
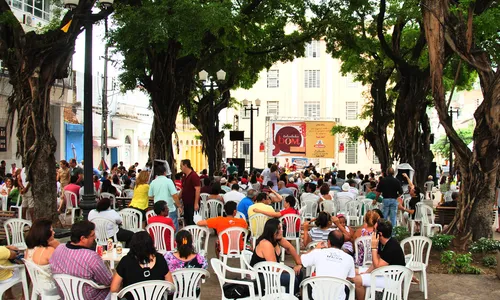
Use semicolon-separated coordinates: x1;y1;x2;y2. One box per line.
63;175;81;206
147;200;175;251
180;159;201;225
195;201;247;257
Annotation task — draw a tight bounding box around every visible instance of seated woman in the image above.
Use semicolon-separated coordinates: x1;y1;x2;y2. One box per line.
101;179;120;197
111;231;173;300
164;231;208;296
208;182;224;202
318;183;333;202
24;219;60;297
88;197;134;247
351;211;379;266
6;178;20;209
250;218;302;295
303;212;334;246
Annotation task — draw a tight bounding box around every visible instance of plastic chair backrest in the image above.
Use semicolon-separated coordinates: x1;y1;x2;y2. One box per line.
279;214;301;239
400;236;432;267
218;227;248;257
206;199;223;219
53;274;108;300
320;200;335;215
369;265;413;300
172;268;209;300
301;200;318;219
146;210;157;220
100;192;116;209
122;189;134;197
119;208;143;231
414;202;424;221
64;191;79;209
4;218;31;249
145;222;175;253
300;276;355;300
182;225;210;255
354;236;372;266
235;211;246;219
254;261;295;297
249;213;269;238
288;187;298;197
241;250;254;270
210;258;258;299
91;217;118;245
424;182;434;192
114;280;175;300
22;259;56;297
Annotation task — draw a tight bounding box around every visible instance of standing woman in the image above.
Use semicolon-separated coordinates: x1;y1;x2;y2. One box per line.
111;231;173;300
269;164;279;192
57;160;71;190
129;170;151;221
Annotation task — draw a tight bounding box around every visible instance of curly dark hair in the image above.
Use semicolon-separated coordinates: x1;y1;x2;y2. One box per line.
128;231;157;263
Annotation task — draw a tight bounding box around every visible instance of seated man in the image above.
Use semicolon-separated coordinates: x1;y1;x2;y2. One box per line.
277;180;294;196
301;183;320;203
195;201;247;258
147;200;175;251
237;189;257;220
247;192;274;234
440;191;458;207
223;184;245;203
353;219;405;300
301;230;355;300
50;221;112;300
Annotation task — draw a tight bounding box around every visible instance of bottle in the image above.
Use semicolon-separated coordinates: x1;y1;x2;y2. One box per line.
116;242;123;255
107;238;114;253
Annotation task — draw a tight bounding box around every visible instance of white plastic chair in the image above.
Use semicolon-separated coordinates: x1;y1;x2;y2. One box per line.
146;222;175;254
410;202;424;236
345;201;362;226
335;195;354;213
301;200;318;220
53;274;109;300
361;199;377;213
4;218;31;250
63;191;82;225
420;205;442;237
300;276;355;300
354;236;373;267
319;200;335;215
122;189;134;197
241;249;254;271
424;182;434;200
100;192;117;210
172;268;209;300
288;187;298;198
111;280;175;300
183;225;210;256
211;258;259;300
119;208;143;232
365;265;413;300
254;261;298;299
22;259;61;299
401;236;432;299
0;263;29;300
10;192;22;219
249;213;269;249
235;211;246;219
91;217;118;246
205;199;224;219
146;210;157;220
199;193;210;219
279;214;301;261
218;227;248;277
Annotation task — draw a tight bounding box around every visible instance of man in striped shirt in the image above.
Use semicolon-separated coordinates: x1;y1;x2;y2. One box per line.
50;221;112;300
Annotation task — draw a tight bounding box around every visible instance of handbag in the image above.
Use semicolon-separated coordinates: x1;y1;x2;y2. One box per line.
222;278;258;299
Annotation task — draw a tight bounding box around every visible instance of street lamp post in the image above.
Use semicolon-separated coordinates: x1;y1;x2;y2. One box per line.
64;0;113;219
243;99;260;174
448;107;460;178
198;70;226;177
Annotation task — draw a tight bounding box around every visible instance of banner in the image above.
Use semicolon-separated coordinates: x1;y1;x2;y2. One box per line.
269;121;336;158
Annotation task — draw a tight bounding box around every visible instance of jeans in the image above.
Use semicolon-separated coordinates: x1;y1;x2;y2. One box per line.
382;198;398;227
169;211;179;231
280;271;301;294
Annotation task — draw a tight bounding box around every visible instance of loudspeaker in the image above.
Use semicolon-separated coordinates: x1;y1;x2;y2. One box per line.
226;158;245;176
337;170;346;179
229;131;244;141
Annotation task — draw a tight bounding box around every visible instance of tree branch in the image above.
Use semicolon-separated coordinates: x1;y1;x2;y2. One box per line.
377;0;409;69
241;0;265;15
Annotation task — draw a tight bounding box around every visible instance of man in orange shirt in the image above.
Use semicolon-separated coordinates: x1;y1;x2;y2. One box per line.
195;201;247;258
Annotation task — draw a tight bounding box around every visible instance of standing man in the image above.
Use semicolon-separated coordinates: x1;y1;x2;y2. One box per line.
262;163;272;186
226;161;237;176
69;158;84;186
180;159;200;226
149;164;181;230
374;167;403;227
19;167;34;220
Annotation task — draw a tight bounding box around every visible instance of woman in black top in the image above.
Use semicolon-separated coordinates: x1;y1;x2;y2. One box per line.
111;231;173;299
250;218;303;295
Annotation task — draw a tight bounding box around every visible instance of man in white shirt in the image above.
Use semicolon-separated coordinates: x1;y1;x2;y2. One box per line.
301;230;355;300
223;184;245;203
261;163;272;186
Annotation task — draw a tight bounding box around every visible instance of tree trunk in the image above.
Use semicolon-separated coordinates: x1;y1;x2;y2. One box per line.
149;98;179;174
422;0;500;242
363;68;394;171
392;67;434;188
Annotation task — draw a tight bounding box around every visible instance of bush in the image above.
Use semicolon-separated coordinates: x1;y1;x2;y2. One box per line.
393;226;410;242
440;250;481;274
430;234;454;251
482;256;497;268
469;238;500;253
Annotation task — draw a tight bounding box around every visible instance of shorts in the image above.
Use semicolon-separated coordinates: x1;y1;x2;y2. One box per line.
22;189;34;208
360;266;385;288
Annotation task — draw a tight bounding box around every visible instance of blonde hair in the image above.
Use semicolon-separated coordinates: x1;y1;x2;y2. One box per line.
135;170;150;187
364;210;380;227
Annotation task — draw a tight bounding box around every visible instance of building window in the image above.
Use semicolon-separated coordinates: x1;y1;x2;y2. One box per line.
305;70;320;88
305;40;320;58
346;74;358;88
345;101;358;120
240;108;249;119
241;138;250;169
267;70;279;88
346;142;358;164
304;102;321;118
267;101;279;116
12;0;51;20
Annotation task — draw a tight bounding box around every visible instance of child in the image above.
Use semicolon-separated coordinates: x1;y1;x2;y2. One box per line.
333;215;353;255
